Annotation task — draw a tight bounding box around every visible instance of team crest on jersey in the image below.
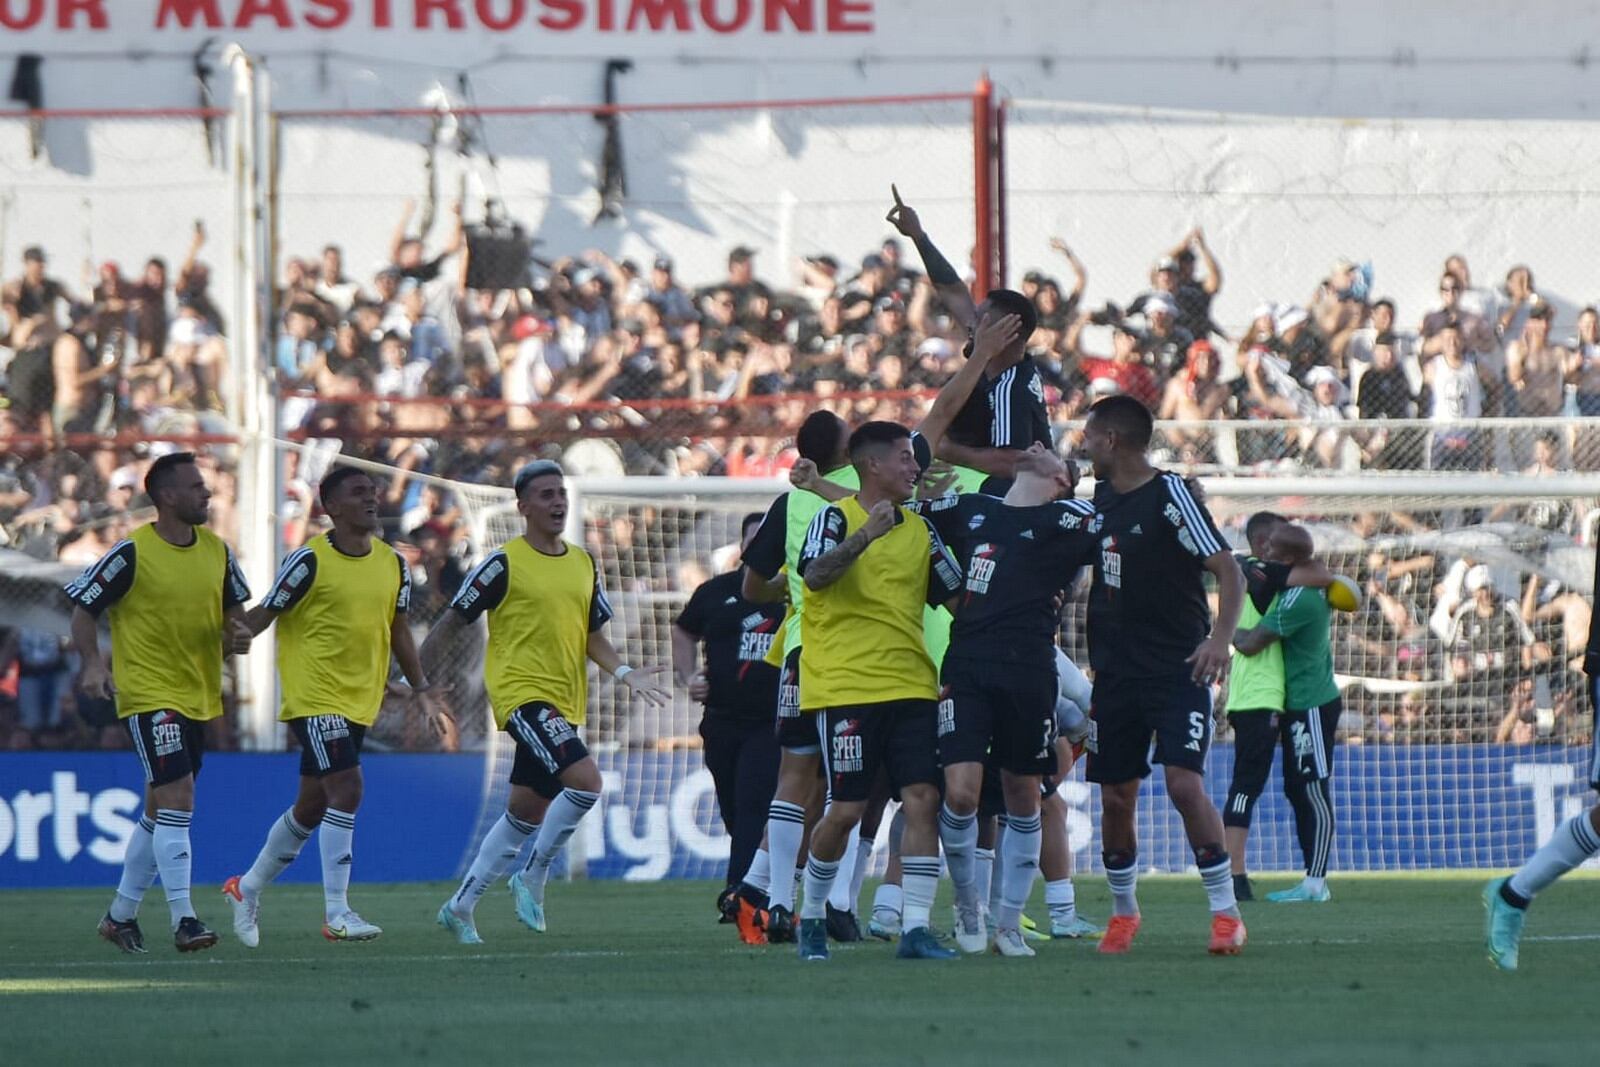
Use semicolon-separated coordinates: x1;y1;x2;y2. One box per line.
1088;513;1104;534
968;513;986;530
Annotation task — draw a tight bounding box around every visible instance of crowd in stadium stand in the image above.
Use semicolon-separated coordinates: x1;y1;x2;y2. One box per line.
0;212;1595;753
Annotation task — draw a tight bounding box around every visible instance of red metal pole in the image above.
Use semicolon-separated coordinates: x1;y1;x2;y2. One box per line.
972;74;994;298
995;96;1009;290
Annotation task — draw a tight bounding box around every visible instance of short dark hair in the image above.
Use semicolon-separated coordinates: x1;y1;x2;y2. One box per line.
145;451;196;500
1087;395;1153;450
848;420;911;465
318;465;368;509
741;511;766;538
1373;298;1395;316
513;459;565;497
984;288;1038;341
1245;511;1288;543
796;411;847;465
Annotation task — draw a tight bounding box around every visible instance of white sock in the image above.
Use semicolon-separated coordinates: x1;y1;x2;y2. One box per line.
1303;875;1327;894
153;809;195;928
900;855;941;933
1509;813;1600;901
872;882;903;921
320;808;357;921
847;836;875;914
240;810;312;899
938;805;979;909
828;826;859;912
450;812;536;917
743;847;771;894
989;816;1009;916
764;800;806;911
1198;854;1239;917
110;816;158;922
521;789;600;900
973;846;995;916
1045;878;1076;924
997;813;1042;932
1105;853;1139;917
800;854;841;921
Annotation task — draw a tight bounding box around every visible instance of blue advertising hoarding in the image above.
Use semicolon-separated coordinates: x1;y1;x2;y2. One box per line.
1;745;1594;888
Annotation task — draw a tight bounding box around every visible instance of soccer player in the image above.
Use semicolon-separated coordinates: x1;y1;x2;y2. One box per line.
1038;648;1101;939
886;189;1052;494
69;451;252;954
1233;523;1344;903
1078;395;1248;956
1484;524;1600;971
221;467;443;946
426;460;670;944
671;511;785;917
793;420;965;962
907;444;1096;956
1224;512;1349;902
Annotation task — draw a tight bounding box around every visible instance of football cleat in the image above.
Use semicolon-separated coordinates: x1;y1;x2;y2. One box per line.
1265;881;1331;904
1483;877;1526;973
716;885;739;924
1097;914;1142;955
509;872;547;932
221;876;260;949
952;902;988;954
323;912;382;942
825;902;863;943
735;890;769;945
97;913;148;955
765;904;797;944
797;917;830;961
436;903;483;945
173;916;220;953
897;926;958;960
991;928;1037;958
1207;913;1247;955
1019;913;1049;942
867;908;901;941
1050;915;1104;939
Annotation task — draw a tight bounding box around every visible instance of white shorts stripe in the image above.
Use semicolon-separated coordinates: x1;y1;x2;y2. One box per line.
309;717;332;772
510;711;560;774
1308;706;1328;779
128;715;153;783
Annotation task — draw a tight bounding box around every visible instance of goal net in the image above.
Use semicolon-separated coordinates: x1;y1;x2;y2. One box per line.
271;445;1599;877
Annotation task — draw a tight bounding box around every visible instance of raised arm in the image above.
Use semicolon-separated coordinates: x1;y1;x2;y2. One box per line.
1049;237;1087;301
917;312;1018;457
886;186;978;327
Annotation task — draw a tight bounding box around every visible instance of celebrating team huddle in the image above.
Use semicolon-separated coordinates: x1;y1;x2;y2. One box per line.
72;189;1596;974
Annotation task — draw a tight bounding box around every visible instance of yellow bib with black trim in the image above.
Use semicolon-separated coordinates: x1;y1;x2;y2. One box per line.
799;496;939;709
110;524;228;722
484;538;598;728
277;535;403;726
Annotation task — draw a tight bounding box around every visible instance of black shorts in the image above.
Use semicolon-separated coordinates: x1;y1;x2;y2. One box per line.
126;709;205;787
820;699;940;803
978;760;1064;818
288;715;368;778
1086;671;1214;784
938;658;1059;777
506;702;591;800
1281;699;1342;787
774;647;820;754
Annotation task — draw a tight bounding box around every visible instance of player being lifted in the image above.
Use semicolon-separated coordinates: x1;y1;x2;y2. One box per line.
1484;520;1600;970
426;460;671;944
1230;519;1353;904
222;467;445;946
793;420;965;961
1078;396;1249;956
69;451;252;954
906;443;1097;957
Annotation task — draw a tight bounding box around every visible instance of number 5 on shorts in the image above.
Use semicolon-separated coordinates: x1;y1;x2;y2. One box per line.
1185;710;1206;752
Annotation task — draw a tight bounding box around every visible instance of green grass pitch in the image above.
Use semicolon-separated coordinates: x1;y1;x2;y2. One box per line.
2;875;1596;1065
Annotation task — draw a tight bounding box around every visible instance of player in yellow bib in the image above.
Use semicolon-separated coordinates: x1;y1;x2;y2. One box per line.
221;467;441;946
68;451;253;955
426;460;670;944
793;421;965;961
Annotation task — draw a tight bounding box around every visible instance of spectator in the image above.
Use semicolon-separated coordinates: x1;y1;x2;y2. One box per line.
1140;294;1195;376
1274;305;1331;384
1423;320;1489;471
1507;299;1564;417
2;245;70;345
315;244;364;313
1356;334;1421;468
14;626;69;736
717;245;770;315
1165;227;1223;339
1156;339;1229;461
1446;565;1536;741
1042;237;1088;326
51;302;116;434
1073;317;1159;410
1301;365;1351;468
644;255;696;326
